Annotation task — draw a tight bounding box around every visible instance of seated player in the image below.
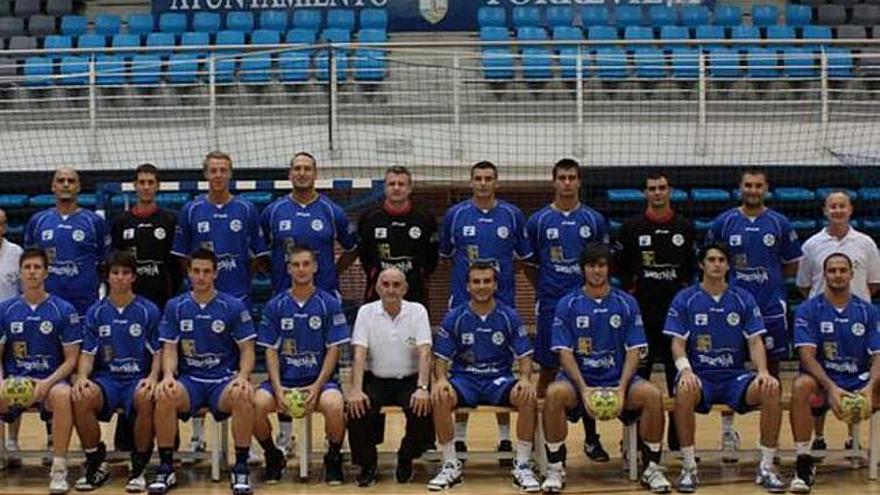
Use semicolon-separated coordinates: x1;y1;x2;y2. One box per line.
71;251;161;492
251;247;348;485
0;248;81;494
664;243;784;493
788;252;880;493
428;261;540;492
542;243;671;493
149;249;257;495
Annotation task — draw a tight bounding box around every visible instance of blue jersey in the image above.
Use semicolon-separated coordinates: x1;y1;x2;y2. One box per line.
82;295;161;382
794;294;880;390
0;294;81;379
551;287;647;386
159;291;256;382
706;208;802;318
24;208;110;314
526;204;609;299
171;195;269;299
663;284;766;381
434;302;533;379
261;195;357;295
257;289;349;387
439;200;531;308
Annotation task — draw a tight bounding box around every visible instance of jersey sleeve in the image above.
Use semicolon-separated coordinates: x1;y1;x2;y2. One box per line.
595;211;610;245
433;311;457;361
779;216;803;264
81;306;99;355
867;305;880;355
524;212;540;268
624;296;648;350
795;246;815;290
793;302;818;348
741;294;767;339
158;300;180;344
550;297;574;352
231;300;257;343
171;204;191;258
325;295;350;347
23;213;38;249
705;214;723;246
414;303;433;346
257;299;279;349
514;207;533;260
439;207;455;258
506;308;533;358
247;202;270;258
662;292;690;340
333;203;357;252
60;305;83;346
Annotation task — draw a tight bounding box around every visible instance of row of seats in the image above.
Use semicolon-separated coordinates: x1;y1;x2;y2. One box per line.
812;3;880;25
605;186;880;202
0;0;71;17
606;216;880;232
797;0;880;8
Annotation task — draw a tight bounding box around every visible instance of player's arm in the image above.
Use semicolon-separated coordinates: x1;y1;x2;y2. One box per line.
76;352;94;381
671;337;701;394
44;343;79;389
336;250;358;276
236;338;255;382
264;347;282;397
347;344;369;417
161;342;178;384
618;346;641;394
798;345;845;416
314;344;340;391
559;349;588;394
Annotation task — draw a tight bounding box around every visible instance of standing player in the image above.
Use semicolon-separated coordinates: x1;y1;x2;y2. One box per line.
525;158;610;460
541;244;671;493
788;252;880;493
0;248;81;494
439;161;531;459
706;168;801;460
251;247;348;484
149;249;257;495
613;171;695;452
71;251;161;492
664;244;784;493
0;207;22;470
357;165;438;305
428;261;540;492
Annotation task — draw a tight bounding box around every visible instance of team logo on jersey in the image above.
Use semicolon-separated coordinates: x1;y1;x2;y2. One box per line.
39;321;53;335
123;228;135;240
240;310;252;323
852;322;866;337
461;332;474;345
576;316;590;329
308;316;322;330
550;246;564;263
578;337;592;354
639;235;652;247
695;314;708;326
72;229;85;242
282;338;297;355
609;314;622;329
181;339;195;357
497;226;509;239
13;341;26;358
281;318;294;331
211;320;225;333
103;345;114;362
579;226;591;238
409;226;422;239
696;334;712;352
820;321;834;334
729;234;742;246
672;234;685;247
279;220;292;232
463;226;476;237
98;325;111;337
374;227;387;239
180;319;193;332
129;323;142;338
311;219;324;232
197;221;210;233
41;230;53;241
154;227;166;240
229;219;242;233
333;313;346;326
824;341;837;360
726;312;740;326
491;331;505;346
763;233;776;247
460;350;476;365
765;336;775;350
9;322;22;334
734;254;748;270
546;228;559;240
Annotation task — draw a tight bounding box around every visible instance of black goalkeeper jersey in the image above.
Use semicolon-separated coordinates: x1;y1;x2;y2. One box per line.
357;202;439;305
111;206;181;308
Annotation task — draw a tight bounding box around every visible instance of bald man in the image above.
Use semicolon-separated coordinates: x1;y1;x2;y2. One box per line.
347;268;434;486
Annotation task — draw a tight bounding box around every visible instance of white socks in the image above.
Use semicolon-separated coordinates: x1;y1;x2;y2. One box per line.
515;440;532;466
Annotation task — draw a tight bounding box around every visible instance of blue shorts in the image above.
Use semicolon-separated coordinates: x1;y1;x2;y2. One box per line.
533;299;559;369
762;314;789;361
682;372;756;415
94;376;140;422
179;375;232;422
449;374;516;408
807;373;869;416
258;379;340;396
560;373;643;425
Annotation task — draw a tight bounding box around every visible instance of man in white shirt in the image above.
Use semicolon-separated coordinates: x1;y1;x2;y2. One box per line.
347;267;433;487
0;207;24;470
795;189;880;457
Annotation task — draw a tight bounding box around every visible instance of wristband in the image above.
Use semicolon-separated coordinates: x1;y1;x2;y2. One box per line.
675;357;692;372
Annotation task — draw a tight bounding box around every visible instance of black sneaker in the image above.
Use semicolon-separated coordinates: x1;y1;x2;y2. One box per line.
497;439;513;467
75;443;110;491
454;440;468;462
396;456;414;484
356;465;379;487
324;451;344;485
810;437;826;463
584;436;610;463
263;448;285;484
788;454;815;493
230;469;253;495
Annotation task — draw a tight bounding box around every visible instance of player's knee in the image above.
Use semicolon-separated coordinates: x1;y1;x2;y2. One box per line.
792;374;817;396
320;390;343;414
545;381;570;405
252;391;274;416
675;387;698;406
231;396;254;416
48;384;71;408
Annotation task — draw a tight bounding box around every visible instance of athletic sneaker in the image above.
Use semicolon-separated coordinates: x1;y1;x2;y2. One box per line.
49;468;70;495
324;451;344;485
230;470;253;495
788;454;815;494
263;448;285;484
641;462;672;493
540;463;565;493
147;468;177;495
511;463;540;492
584;436;610;463
676;467;699;493
720;430;740;463
125;474;147;493
810;437;826;462
74;462;110;491
427;459;463;491
276;432;295;458
755;465;785;493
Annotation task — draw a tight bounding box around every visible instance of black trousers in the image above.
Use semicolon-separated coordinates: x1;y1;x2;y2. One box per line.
348;373;433;469
636;297;680;449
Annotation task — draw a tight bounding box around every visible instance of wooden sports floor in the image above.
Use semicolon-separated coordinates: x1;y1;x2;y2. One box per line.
2;372;879;494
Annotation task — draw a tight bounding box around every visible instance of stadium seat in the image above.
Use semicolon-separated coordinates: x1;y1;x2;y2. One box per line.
480;26;509;42
326;9;355;31
826;47;853;78
95;13;121;36
23;56;53;85
554;26;584;78
167;52;200;84
181;31;209;54
0;0;8;16
746;47;780;78
607;189;644;202
852;4;880;26
46;0;72;16
774;187;815;201
512;6;541;28
8;35;35;51
77;33;106;49
802;25;831;50
0;16;24;37
581;6;609;27
858;187;880;201
546;6;574;27
0;194;27;208
192;12;221;34
695;25;725;47
648;6;676;27
259;10;288;32
790;218;817;231
240;29;278;83
111;33;141;55
708;47;742;78
13;0;39;18
127;13;155;37
359;8;387;30
670;47;699;78
731;25;759;42
633;47;666;78
522;46;553;79
624;26;653;48
60;15;86;36
660;25;689;43
145;32;176;58
817;5;846;26
832;0;859;8
130;54;162;85
59;54;87;85
517;26;547;42
0;56;14;78
251;29;279;45
43;34;71;54
815;187;857;200
286;28;316;45
28;15;57;37
477;6;505;28
680;6;710;28
713;5;742;27
765;25;796;49
783;47;817;77
226;11;254;33
785;4;812;27
279;49;311;82
588;26;617;41
751;4;779;27
95;54;126;85
836;25;867;40
353;44;386;81
292;9;322;31
159;13;187;34
594;47;628;79
239;191;273;207
862;218;880;231
357;28;386;43
214;30;244;82
691;188;731;202
615;6;643;27
315;48;348;81
481;47;514;80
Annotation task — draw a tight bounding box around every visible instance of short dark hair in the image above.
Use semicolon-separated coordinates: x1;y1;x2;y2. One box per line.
287;246;316;262
699;243;730;263
552;158;581;180
467;260;498;281
385;165;412;182
740;167;768;183
203;150;232;171
290;151;317;168
190;248;217;269
134;163;159;182
470;161;498;179
19;248;48;269
823;252;853;271
644;171;670;188
107;250;137;273
580;243;610;267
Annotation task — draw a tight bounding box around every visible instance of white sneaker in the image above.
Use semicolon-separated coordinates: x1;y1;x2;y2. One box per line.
540;463;565;493
512;463;540;492
721;430;740;463
49;468;70;494
126;473;147;493
641;462;672;493
276;432;295;458
427;460;463;491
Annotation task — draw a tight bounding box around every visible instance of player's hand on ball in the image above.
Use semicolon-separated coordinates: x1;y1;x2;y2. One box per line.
347;389;370;419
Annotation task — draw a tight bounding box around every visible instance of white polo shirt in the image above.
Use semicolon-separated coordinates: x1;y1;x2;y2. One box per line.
0;238;22;302
797;226;880;300
351;299;432;379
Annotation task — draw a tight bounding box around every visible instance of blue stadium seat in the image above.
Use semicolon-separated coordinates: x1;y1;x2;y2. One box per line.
226;11;254;33
546;6;574;27
259;10;288;32
660;25;689;42
130;54;162;85
315;48;348;81
783;47;817;78
691;188;731;202
751;4;779;27
588;26;617;41
648;6;676;27
522;46;553;79
695;25;725;47
292;9;322;31
358;28;386;43
111;33;141;55
167;52;200;83
581;6;610;27
24;56;53;86
60;14;86;36
747;47;779;78
43;34;71;53
480;26;509;42
159;12;187;34
680;6;710;28
858;187;880;201
215;30;245;83
765;25;796;49
251;29;279;45
826;47;853;78
481;48;514;80
77;33;106;49
670;47;699;78
95;54;126;85
594;47;628;79
790;218;817;231
320;27;350;44
731;25;759;42
774;187;815;202
59;55;87;85
815;187;856;200
862;218;880;231
517;26;547;41
239;191;273;207
624;26;653;48
615;6;643;27
353;46;386;81
146;32;176;58
708;47;742;78
785;4;812;28
181;31;210;54
671;190;688;202
360;8;388;30
713;5;742;27
554;27;584;78
512;6;541;28
127;13;154;37
279;49;311;82
95;14;121;36
607;189;644;202
633;47;666;78
477;6;506;28
286;28;316;45
801;25;831;50
0;194;27;208
193;12;221;34
553;26;583;42
156;192;191;208
240;29;278;83
32;194;95;207
326;9;355;31
216;29;245;46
